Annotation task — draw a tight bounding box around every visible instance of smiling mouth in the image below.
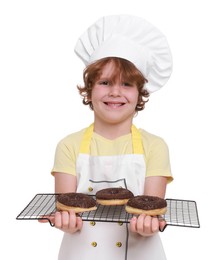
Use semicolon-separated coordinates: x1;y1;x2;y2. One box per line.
104;102;125;108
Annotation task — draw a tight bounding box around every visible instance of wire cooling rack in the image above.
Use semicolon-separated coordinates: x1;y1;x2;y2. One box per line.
16;194;200;229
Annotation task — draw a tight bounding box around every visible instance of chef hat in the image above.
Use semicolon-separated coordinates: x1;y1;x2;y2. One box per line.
74;15;172;93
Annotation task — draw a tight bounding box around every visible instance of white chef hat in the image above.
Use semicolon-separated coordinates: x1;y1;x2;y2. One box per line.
74;15;172;93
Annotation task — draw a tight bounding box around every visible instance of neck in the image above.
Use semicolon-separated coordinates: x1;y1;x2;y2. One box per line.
93;120;133;140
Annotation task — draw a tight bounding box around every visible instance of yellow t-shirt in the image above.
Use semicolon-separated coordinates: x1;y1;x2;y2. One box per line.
51;127;173;183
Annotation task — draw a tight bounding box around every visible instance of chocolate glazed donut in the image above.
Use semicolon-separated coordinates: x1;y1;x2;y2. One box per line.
96;187;134;206
56;193;97;213
125;195;167;216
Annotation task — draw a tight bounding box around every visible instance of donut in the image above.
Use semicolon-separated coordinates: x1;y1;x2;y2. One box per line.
56;193;97;213
125;195;167;216
96;187;134;206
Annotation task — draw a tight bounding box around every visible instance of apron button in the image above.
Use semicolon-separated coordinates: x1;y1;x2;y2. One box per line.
91;241;97;247
90;221;96;226
116;242;122;247
88;187;93;192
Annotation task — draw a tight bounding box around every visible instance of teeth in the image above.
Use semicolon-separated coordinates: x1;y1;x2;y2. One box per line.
106;103;123;107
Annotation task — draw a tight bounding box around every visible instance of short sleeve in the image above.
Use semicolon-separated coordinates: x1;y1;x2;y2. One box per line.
51;140;77;176
140;129;173;183
145;137;173;183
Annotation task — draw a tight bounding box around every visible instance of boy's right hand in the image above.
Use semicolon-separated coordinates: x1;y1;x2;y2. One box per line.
39;210;83;234
54;210;83;234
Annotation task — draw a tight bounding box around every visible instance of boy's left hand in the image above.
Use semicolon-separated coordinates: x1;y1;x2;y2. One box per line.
129;214;166;237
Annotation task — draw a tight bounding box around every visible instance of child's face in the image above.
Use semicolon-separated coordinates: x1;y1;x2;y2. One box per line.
91;61;139;125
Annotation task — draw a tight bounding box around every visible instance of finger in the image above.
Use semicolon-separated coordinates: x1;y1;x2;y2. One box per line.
159;219;167;232
54;211;62;229
61;211;70;229
129;216;137;233
68;210;77;229
136;214;146;233
142;215;152;234
38;219;49;223
151;217;160;233
76;216;83;230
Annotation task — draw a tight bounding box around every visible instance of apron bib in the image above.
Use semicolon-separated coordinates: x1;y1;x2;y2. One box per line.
58;124;167;260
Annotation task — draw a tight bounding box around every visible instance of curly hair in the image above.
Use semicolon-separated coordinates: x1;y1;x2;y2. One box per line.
77;57;149;111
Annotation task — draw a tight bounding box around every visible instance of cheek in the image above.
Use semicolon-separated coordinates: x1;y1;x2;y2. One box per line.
129;91;139;103
92;86;107;98
91;89;102;103
90;88;97;100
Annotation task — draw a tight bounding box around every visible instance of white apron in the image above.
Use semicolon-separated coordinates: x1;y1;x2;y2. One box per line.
58;124;167;260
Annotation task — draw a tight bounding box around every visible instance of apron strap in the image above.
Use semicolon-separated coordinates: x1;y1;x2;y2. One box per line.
79;124;144;154
131;125;144;154
79;123;94;154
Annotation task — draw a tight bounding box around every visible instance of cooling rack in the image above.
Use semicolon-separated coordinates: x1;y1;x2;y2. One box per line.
16;194;200;230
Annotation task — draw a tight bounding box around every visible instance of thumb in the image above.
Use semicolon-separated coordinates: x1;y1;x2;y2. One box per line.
159;219;167;232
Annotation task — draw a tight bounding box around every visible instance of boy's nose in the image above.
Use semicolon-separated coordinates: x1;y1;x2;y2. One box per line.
108;84;121;96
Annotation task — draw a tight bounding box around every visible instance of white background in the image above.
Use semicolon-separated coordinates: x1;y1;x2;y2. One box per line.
1;0;215;259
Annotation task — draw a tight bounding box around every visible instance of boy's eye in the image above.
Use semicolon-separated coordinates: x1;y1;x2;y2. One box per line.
122;82;132;87
99;81;109;85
